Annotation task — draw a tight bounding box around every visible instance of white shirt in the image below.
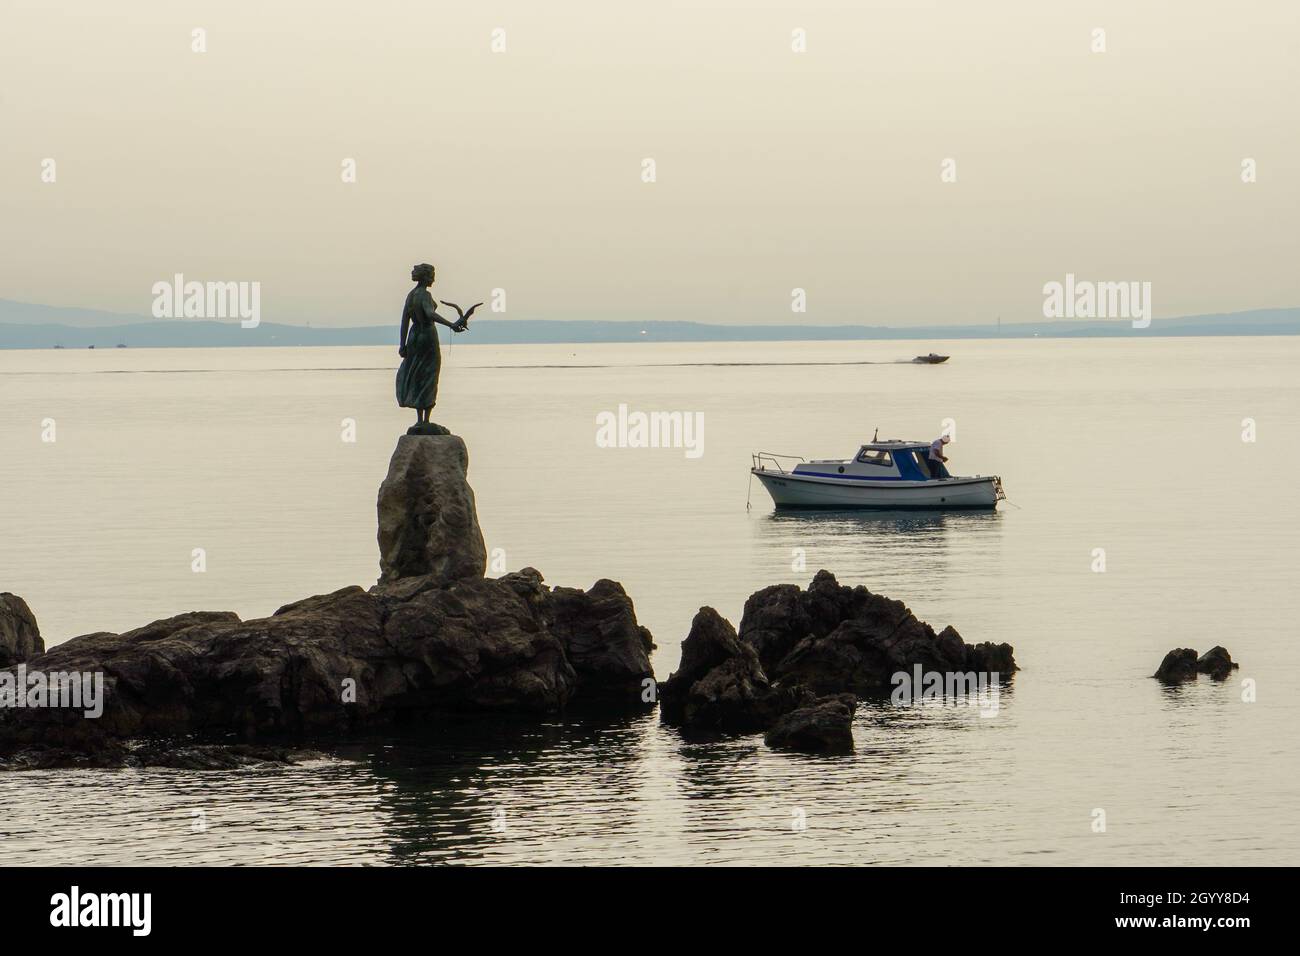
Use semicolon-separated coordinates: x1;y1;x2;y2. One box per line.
929;438;946;460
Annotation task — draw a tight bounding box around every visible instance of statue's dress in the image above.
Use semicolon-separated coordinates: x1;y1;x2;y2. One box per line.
395;287;441;409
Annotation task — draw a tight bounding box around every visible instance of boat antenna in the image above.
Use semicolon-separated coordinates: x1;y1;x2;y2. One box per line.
872;428;878;442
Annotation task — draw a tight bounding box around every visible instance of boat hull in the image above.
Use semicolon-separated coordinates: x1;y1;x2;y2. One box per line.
752;469;1001;510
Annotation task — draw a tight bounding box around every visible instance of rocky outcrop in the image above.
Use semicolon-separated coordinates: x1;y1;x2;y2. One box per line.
377;435;486;586
1;434;655;767
1154;645;1239;683
0;593;43;667
659;607;799;733
542;577;656;709
764;694;856;754
1;570;653;762
743;570;1016;696
663;571;1015;752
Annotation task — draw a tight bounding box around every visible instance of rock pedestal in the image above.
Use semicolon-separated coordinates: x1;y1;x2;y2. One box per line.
377;435;486;586
0;593;43;667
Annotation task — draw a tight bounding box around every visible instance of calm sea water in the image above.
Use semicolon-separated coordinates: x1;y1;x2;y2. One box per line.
1;336;1297;865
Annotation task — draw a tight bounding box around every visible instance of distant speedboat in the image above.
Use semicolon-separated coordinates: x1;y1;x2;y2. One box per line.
751;440;1005;510
912;353;949;364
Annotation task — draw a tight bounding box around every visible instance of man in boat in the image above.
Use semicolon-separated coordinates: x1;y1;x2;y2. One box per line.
927;435;951;479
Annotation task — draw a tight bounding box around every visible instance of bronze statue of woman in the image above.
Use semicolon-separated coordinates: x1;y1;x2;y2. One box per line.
396;263;466;427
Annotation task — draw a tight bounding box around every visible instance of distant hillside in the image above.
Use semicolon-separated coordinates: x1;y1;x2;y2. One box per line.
0;299;1297;349
0;299;154;329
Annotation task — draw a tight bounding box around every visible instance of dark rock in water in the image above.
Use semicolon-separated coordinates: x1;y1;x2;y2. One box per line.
742;571;1016;696
967;640;1017;675
542;577;656;709
0;593;44;667
406;422;451;437
659;607;797;733
1196;646;1238;680
1152;645;1240;683
1153;648;1199;682
1152;648;1200;683
739;583;814;674
664;572;1012;746
377;434;486;586
739;569;877;674
764;693;856;754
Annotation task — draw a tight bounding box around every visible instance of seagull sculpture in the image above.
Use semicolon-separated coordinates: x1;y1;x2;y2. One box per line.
440;300;484;332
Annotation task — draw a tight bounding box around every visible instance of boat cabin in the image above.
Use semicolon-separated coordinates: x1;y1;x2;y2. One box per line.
792;440;937;481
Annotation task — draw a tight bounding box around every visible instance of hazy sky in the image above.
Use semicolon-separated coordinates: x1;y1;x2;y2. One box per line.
2;0;1297;327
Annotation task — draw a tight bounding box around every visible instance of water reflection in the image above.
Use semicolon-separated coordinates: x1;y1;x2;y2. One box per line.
760;507;1003;537
166;702;1018;864
752;509;1004;598
350;713;664;865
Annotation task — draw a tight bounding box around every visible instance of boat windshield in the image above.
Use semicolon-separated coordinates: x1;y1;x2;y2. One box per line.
856;449;893;467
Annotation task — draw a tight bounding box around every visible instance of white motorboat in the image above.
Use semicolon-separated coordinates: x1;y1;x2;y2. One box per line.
751;439;1005;510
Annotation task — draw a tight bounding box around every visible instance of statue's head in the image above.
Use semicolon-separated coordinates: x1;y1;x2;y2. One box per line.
411;263;435;285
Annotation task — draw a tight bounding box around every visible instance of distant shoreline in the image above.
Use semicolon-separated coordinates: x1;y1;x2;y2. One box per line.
1;300;1297;349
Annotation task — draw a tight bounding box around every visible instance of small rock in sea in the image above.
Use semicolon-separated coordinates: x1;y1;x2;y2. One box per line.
1153;648;1200;683
1196;646;1239;681
1153;646;1239;683
764;693;857;754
